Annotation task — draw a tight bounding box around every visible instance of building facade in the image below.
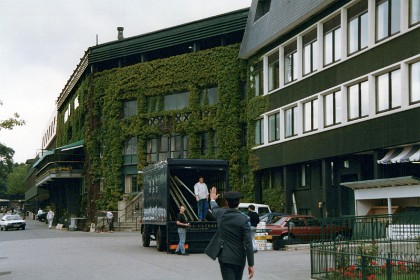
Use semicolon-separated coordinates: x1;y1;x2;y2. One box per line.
240;0;420;217
25;9;251;221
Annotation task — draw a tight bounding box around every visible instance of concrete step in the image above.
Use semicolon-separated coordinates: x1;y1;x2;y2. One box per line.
113;222;141;232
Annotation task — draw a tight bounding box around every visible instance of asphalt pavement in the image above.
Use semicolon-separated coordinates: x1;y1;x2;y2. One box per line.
0;218;312;279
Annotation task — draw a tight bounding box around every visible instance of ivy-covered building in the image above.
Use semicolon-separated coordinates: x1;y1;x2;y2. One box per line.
240;0;420;217
25;8;253;221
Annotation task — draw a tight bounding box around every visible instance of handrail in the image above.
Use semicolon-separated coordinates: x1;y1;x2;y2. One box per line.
117;193;142;231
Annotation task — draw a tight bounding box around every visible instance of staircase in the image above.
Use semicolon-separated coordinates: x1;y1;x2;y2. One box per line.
115;193;142;232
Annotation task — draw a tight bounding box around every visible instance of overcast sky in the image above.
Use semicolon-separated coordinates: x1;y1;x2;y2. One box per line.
0;0;251;163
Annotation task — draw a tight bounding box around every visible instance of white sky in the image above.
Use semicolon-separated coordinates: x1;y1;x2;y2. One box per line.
0;0;251;163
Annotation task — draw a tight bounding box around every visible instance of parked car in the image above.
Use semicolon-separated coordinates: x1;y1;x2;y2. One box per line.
0;214;26;231
36;212;47;222
238;203;272;216
266;215;352;241
259;212;287;224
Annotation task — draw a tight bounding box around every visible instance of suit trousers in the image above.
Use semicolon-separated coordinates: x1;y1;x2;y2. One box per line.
219;261;245;280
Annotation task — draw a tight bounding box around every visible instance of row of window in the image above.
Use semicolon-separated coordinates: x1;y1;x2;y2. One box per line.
255;59;420;145
123;132;218;163
252;0;420;96
122;86;219;118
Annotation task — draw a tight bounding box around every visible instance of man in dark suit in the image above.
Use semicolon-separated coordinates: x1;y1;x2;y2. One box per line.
205;187;254;280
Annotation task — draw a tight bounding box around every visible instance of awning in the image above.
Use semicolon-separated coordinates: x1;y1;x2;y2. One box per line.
341;176;420;190
377;146;419;164
32;150;54;168
56;139;84;152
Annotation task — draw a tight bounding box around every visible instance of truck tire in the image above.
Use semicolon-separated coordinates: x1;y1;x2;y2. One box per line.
142;227;151;247
156;226;166;252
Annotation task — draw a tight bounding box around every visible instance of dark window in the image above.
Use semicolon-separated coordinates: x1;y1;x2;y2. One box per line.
268;51;279;91
303;29;318;75
376;0;401;41
123;100;137;118
268;112;280;142
255;118;264;145
252;61;264;96
410;0;420;26
348;0;368;55
410;61;420;104
254;0;271;22
323;15;341;65
284;41;298;84
303;99;318;133
123;137;137;155
348;81;369;120
164;91;189;111
376;69;401;112
324;91;342;127
285;106;298;138
200;86;218;106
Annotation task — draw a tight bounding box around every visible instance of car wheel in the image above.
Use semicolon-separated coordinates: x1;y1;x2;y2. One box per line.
21;226;26;230
0;226;3;231
4;227;8;231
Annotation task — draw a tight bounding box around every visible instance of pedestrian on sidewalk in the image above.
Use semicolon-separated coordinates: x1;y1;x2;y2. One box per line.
106;211;114;232
248;205;260;253
47;209;55;229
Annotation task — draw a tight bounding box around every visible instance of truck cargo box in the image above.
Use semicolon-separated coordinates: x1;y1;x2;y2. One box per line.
141;159;229;253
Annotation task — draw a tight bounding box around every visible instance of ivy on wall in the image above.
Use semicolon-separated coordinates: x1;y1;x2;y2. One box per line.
57;44;258;212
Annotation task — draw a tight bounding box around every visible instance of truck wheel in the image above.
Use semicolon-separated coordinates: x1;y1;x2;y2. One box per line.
142;227;150;247
156;227;166;252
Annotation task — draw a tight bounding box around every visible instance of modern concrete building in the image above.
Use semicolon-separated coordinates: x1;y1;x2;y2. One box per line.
240;0;420;217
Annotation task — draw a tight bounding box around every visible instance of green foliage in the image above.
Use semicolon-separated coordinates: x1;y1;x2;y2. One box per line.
262;187;285;213
6;164;28;196
0;143;14;184
57;44;251;212
0;101;25;130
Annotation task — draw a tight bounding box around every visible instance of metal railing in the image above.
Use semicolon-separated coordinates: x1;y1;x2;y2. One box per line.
310;213;420;279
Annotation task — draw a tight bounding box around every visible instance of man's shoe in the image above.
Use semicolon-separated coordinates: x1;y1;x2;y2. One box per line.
175;251;181;255
181;253;189;256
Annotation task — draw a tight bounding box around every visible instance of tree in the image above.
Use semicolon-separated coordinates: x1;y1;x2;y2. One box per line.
0;100;25;130
0;100;26;197
6;164;28;196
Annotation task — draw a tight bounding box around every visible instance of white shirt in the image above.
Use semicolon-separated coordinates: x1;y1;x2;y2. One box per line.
47;211;54;220
194;182;209;200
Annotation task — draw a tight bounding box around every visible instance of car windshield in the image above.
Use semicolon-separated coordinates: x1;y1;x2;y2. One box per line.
270;216;287;225
6;215;20;221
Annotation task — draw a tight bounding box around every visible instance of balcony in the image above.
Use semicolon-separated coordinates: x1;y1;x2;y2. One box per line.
35;161;84;187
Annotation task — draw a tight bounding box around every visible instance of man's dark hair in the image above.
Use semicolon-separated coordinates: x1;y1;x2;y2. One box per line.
227;199;240;209
248;204;255;211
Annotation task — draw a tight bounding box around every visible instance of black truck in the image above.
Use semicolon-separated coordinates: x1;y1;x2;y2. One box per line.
140;159;229;253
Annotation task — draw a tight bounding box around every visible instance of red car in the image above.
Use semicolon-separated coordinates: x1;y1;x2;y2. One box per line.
265;215;351;241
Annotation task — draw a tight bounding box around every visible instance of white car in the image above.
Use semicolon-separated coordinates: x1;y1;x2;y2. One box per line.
0;214;26;231
238;203;272;216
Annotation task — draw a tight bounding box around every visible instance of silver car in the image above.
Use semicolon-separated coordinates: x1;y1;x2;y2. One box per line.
0;214;26;231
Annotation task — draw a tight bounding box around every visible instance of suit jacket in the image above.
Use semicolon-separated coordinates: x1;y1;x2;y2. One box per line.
205;200;254;267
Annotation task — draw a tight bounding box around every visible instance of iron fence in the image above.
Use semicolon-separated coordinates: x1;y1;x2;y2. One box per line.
310;213;420;279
